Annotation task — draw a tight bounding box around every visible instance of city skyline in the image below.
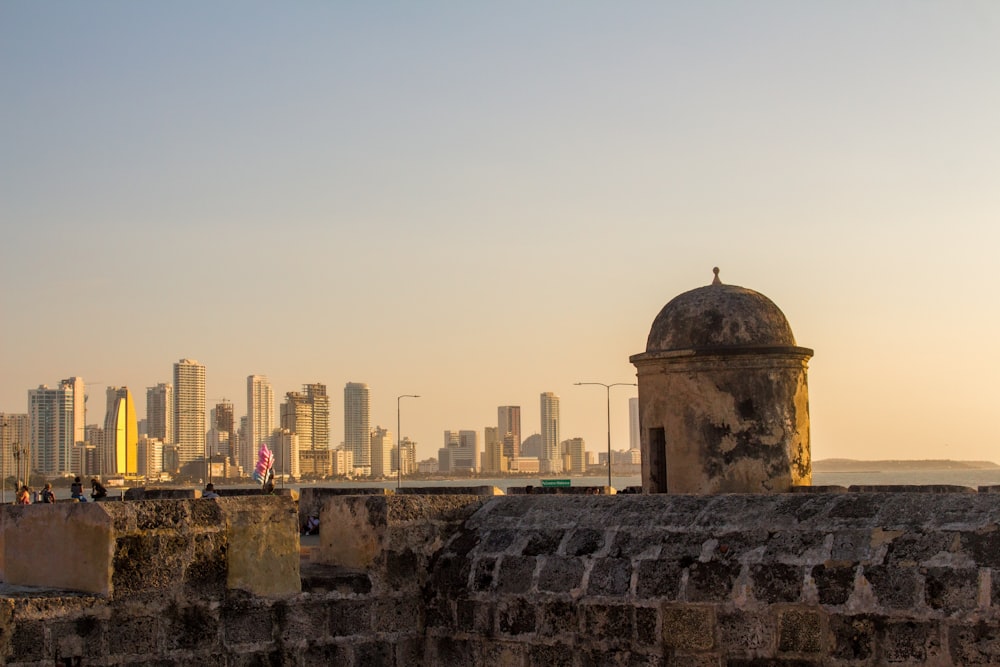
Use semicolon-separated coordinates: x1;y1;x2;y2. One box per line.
2;3;998;464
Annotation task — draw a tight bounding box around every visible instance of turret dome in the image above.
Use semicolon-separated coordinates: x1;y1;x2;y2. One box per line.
645;268;796;353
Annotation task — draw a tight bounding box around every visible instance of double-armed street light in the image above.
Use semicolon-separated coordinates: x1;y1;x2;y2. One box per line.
574;382;637;490
397;394;421;489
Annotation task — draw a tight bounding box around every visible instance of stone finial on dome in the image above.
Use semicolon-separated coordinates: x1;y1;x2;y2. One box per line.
712;267;721;285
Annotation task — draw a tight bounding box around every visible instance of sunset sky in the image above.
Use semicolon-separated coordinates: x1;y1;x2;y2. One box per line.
2;2;998;464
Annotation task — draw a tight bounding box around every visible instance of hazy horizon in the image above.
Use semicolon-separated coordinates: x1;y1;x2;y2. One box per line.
2;2;998;463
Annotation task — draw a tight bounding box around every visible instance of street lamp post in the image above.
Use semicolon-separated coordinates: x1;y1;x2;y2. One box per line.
574;382;637;490
396;394;420;490
12;443;27;490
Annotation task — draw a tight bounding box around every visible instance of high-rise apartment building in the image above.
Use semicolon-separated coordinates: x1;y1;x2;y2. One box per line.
281;384;328;453
540;392;561;473
398;437;417;477
246;375;274;472
138;436;164;479
103;387;138;475
146;383;173;445
370;426;393;478
344;382;371;475
439;430;479;473
274;428;301;479
64;377;86;447
303;384;329;451
563;437;587;474
483;426;503;473
209;401;235;461
629;397;640;451
498;406;521;461
29;379;82;476
173;359;206;467
0;413;30;486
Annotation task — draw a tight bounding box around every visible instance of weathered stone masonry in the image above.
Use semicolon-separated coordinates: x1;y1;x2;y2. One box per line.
4;489;1000;665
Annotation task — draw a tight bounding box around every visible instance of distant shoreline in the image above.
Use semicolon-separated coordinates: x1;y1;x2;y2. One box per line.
813;459;1000;473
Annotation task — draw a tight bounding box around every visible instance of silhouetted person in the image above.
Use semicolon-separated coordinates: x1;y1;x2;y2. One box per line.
71;476;86;502
202;483;219;499
91;478;108;500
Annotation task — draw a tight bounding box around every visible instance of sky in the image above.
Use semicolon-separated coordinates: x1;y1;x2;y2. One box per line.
2;2;998;465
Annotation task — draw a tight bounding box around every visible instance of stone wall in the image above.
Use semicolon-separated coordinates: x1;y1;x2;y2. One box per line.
4;490;1000;665
424;490;1000;665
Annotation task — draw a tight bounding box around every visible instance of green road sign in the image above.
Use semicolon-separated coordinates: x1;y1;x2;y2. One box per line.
540;479;571;488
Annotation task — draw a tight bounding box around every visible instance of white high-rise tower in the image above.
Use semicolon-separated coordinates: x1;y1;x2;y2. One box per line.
540;392;561;473
344;382;371;475
147;383;173;445
246;375;274;471
173;359;206;467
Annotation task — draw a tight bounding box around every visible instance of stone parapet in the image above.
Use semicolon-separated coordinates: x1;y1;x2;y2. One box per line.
315;494;487;595
0;496;299;600
424;492;1000;664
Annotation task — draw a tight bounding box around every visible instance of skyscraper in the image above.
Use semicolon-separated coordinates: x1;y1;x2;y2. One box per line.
629;397;640;451
146;383;173;445
28;378;82;476
210;401;235;461
246;375;274;472
103;387;138;475
370;426;393;478
483;426;503;473
540;392;561;473
344;382;370;475
439;430;479;473
0;413;30;487
498;405;521;461
282;383;331;477
173;359;206;467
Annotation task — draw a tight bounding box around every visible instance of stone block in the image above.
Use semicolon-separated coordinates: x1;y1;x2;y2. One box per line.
636;559;683;600
9;618;48;662
662;606;715;651
883;531;957;566
923;567;978;613
108;612;159;657
51;615;105;662
588;557;632;596
477;640;529;666
537;556;585;593
2;503;115;595
481;528;519;553
565;528;606;556
329;599;372;637
950;620;1000;664
219;496;300;598
883;619;939;663
810;564;856;606
960;527;1000;568
372;595;422;633
457;597;494;634
777;609;822;653
828;614;875;662
498;596;536;636
278;600;329;646
160;602;220;652
635;606;659;647
749;563;802;603
718;610;774;653
538;599;579;638
583;603;632;646
353;639;396;666
302;640;352;665
496;555;536;594
222;603;274;647
472;556;497;591
686;560;741;602
522;529;565;556
526;641;576;667
862;565;919;610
